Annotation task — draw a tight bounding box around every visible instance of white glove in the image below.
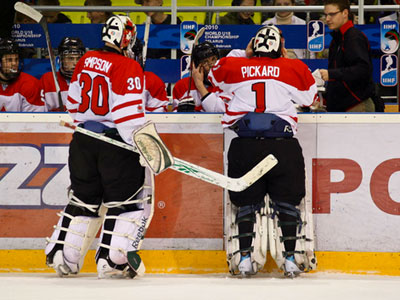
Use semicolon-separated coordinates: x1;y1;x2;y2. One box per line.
312;69;325;92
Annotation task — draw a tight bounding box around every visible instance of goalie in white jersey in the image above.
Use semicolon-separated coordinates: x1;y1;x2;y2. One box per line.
205;25;318;277
45;15;153;279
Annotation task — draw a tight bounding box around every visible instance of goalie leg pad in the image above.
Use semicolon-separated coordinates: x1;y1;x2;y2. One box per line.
267;196;317;275
226;202;268;276
96;168;154;278
45;191;104;276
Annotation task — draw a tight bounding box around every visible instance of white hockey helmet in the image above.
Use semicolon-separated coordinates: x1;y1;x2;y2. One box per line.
253;25;282;59
102;15;137;51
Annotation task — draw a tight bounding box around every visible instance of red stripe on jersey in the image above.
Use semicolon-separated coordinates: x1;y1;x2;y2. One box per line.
222;119;237;125
290;116;298;123
226;109;247;116
114;113;145;124
69;109;78;113
112;100;142;112
67;95;79;104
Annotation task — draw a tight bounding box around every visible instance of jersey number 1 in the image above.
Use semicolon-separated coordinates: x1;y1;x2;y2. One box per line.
252;82;266;113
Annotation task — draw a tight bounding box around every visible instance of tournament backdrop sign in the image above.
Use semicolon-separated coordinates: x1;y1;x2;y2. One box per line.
180;21;198;54
380;54;398;87
180;55;191;79
307;20;324;52
380;20;399;54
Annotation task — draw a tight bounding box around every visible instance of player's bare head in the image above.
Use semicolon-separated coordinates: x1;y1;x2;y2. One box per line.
58;37;85;79
102;15;137;54
0;38;22;82
253;25;282;58
192;42;219;68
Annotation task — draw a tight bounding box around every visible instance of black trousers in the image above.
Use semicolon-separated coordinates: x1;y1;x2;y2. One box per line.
228;137;305;208
68;131;145;207
228;137;306;254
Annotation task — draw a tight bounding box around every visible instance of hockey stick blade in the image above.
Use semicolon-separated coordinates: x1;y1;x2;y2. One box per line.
59;121;278;191
194;26;205;46
14;2;43;23
15;1;63;111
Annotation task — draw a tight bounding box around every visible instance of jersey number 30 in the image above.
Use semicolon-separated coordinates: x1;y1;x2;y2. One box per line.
78;73;109;116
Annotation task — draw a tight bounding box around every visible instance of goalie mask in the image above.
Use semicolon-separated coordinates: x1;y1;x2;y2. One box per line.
0;38;22;83
192;42;219;68
253;25;282;59
58;37;85;80
102;15;137;52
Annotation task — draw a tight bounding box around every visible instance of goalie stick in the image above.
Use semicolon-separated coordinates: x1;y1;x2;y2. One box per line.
60;120;278;192
186;26;206;97
14;1;64;111
142;16;151;69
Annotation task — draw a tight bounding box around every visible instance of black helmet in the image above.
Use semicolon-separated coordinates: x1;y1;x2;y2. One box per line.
0;38;22;82
58;37;85;79
191;42;219;68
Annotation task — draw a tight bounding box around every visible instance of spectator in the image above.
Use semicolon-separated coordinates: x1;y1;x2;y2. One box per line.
319;0;375;112
135;0;182;59
262;0;315;59
219;0;257;25
85;0;113;24
40;37;85;111
172;42;226;112
37;0;72;23
0;38;44;112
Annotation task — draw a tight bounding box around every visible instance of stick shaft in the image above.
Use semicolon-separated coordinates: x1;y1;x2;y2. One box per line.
60;120;277;191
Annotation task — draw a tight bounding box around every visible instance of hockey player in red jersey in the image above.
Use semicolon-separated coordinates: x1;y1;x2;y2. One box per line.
206;25;318;278
172;42;229;112
129;38;169;112
0;38;44;112
39;37;85;111
45;15;152;279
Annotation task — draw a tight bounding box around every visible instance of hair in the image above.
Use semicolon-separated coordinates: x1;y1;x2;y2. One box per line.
231;0;257;6
272;0;295;5
84;0;112;6
324;0;353;21
37;0;60;5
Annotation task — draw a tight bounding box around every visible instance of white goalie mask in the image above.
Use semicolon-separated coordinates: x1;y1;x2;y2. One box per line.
253;25;282;59
102;15;137;51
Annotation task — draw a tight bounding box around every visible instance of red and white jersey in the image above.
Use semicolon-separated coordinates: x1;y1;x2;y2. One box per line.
206;55;317;134
172;76;229;112
67;50;145;145
0;72;44;112
144;71;169;112
40;71;69;111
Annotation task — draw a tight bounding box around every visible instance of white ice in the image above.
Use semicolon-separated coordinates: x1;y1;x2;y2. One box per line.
1;272;399;300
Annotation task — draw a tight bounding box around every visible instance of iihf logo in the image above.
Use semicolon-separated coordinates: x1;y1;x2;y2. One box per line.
307;20;324;52
380;20;399;54
380;54;397;87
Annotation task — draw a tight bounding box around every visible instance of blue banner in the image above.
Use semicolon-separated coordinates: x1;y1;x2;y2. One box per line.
12;23;382;50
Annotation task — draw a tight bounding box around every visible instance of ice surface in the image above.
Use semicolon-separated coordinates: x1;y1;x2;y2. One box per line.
1;272;399;300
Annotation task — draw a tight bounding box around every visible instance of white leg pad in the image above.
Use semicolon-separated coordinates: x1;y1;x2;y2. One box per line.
45;209;104;275
225;200;241;274
252;206;268;270
98;167;154;277
225;200;268;275
267;193;317;273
